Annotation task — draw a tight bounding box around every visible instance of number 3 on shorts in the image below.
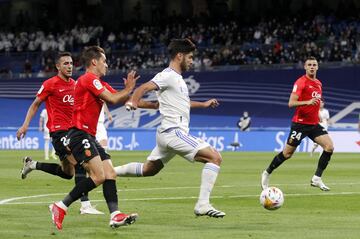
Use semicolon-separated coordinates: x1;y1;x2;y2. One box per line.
82;139;91;149
290;131;302;141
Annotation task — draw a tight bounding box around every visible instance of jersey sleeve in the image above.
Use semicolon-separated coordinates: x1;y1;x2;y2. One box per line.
102;81;117;93
151;72;169;90
85;76;106;96
37;80;52;100
292;78;304;97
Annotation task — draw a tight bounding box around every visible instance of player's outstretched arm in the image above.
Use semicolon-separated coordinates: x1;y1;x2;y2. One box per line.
190;99;219;108
288;93;319;108
126;81;158;110
17;97;43;140
99;70;139;105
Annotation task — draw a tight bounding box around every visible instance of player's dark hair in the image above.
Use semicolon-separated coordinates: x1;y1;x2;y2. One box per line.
55;52;72;63
81;46;105;68
168;38;196;59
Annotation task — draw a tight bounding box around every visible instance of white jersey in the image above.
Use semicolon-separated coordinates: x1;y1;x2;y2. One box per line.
319;108;330;129
98;104;105;123
151;68;190;133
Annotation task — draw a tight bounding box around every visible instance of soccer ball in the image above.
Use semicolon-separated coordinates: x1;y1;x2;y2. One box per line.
260;187;284;210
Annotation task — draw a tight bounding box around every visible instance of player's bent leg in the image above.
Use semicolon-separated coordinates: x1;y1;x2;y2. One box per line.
20;156;74;180
114;160;163;177
193;147;225;218
49;156;103;230
142;160;164;176
84;156;106;186
261;144;296;189
310;134;334;191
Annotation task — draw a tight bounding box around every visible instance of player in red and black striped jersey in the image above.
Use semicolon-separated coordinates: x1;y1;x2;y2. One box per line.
17;52;103;215
261;56;334;191
49;46;158;230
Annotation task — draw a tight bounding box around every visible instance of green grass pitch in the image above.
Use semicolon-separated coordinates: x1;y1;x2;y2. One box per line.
0;150;359;239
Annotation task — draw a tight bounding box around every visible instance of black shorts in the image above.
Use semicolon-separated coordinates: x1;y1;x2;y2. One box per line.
286;122;328;147
50;130;71;161
68;128;110;165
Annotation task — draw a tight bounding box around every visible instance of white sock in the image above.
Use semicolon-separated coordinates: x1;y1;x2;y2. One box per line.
197;163;220;206
114;163;143;177
312;175;321;181
30;161;37;170
44;139;50;159
80;200;91;208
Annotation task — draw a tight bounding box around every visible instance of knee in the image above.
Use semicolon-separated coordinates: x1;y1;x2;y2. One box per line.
208;151;223;166
106;168;117;180
282;151;293;159
92;172;105;186
323;144;334;153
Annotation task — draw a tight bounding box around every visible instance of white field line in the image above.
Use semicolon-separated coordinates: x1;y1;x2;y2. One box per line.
2;191;360;205
1;182;360;205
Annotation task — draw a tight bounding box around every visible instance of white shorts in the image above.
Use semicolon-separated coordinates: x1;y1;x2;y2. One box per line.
147;128;210;164
320;123;328;131
44;128;50;140
96;123;108;142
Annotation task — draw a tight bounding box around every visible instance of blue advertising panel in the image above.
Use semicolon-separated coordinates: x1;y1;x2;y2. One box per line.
0;128;318;153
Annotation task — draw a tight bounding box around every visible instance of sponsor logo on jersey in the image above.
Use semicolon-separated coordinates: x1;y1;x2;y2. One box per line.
311;91;321;98
63;95;74;104
93;79;103;90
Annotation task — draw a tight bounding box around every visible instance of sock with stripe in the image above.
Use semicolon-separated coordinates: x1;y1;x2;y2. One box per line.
197;163;220;206
114;163;143;177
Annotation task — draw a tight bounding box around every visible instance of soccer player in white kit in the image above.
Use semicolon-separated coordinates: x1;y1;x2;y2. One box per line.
310;100;330;156
115;39;225;218
39;108;56;160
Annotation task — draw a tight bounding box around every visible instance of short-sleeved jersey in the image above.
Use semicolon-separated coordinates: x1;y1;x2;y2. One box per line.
291;75;322;125
37;75;75;132
151;68;190;132
72;72;116;136
319;108;330;129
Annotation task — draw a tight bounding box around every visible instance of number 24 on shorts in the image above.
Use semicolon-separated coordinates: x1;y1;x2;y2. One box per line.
290;131;302;140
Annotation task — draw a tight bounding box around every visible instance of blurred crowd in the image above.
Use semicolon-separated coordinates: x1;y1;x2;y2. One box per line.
1;14;360;77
